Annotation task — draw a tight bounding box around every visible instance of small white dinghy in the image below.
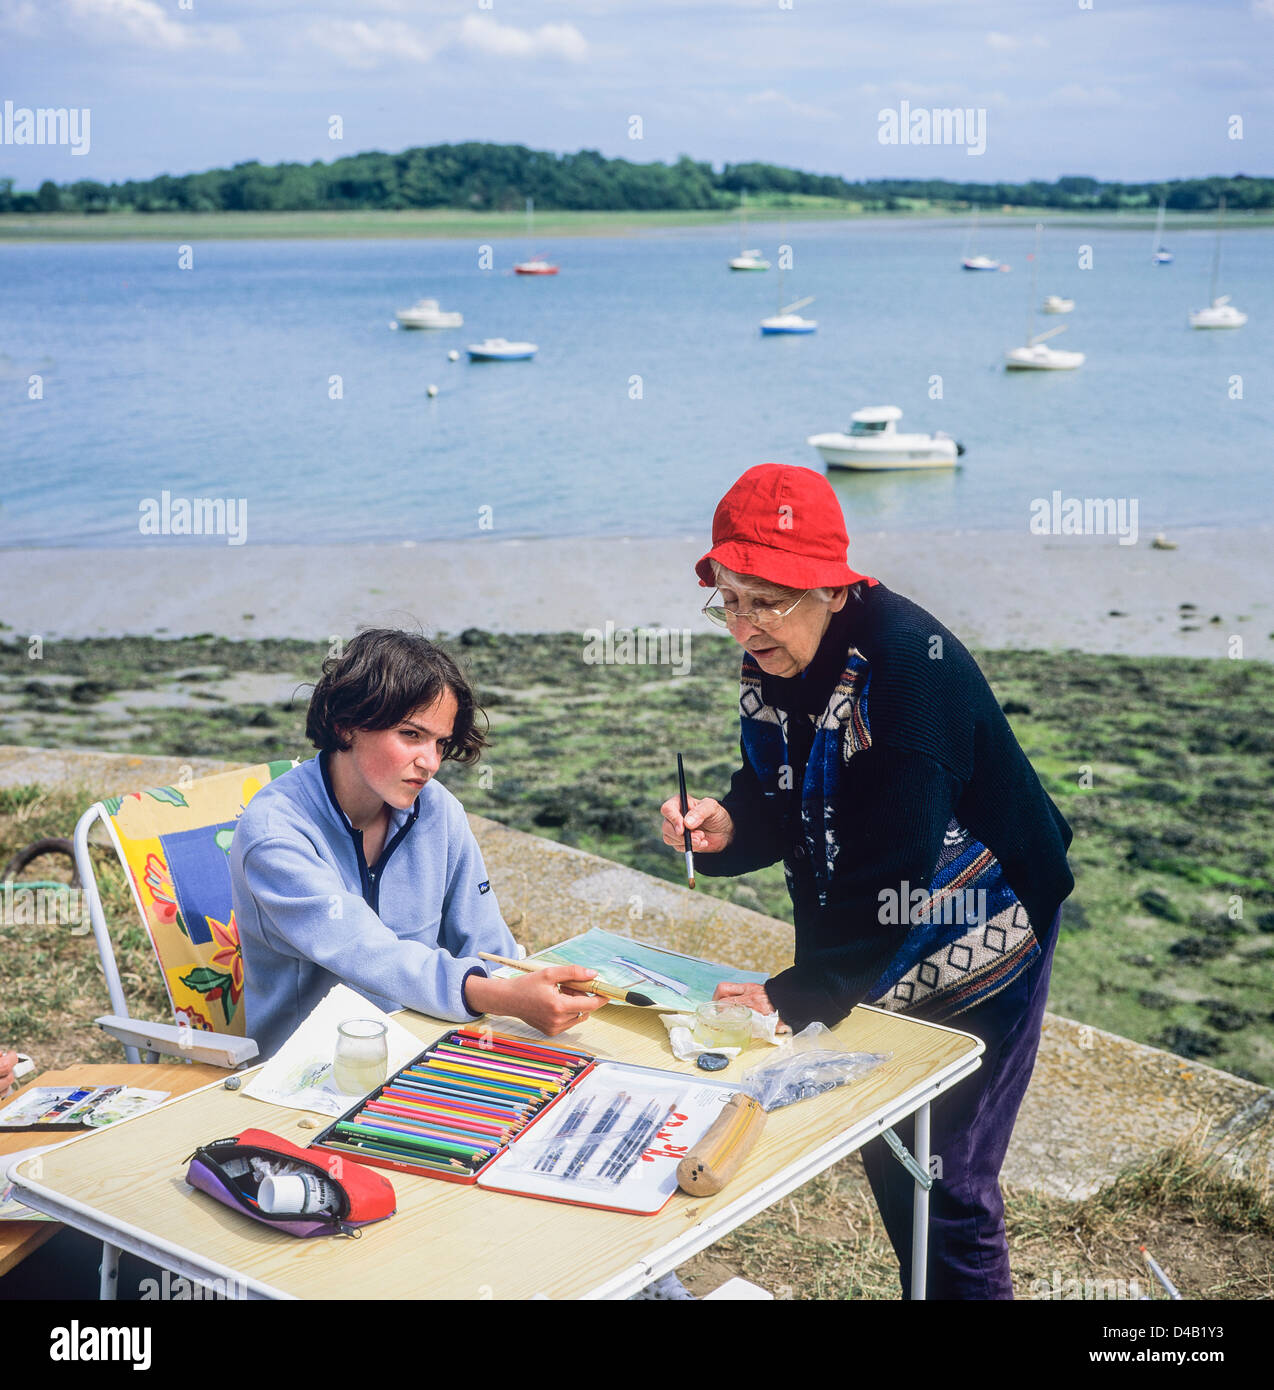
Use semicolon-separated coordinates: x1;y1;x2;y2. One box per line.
396;298;463;329
1041;294;1074;314
808;406;962;470
466;338;538;361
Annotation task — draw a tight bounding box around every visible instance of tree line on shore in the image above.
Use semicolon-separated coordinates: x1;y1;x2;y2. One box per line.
3;143;1269;215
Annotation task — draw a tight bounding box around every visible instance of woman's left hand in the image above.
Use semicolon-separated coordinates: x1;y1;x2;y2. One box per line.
712;981;790;1032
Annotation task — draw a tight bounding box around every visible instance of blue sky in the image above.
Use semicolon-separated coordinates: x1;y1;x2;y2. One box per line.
2;0;1271;187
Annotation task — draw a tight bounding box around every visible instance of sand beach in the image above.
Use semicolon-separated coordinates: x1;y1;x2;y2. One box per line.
3;525;1270;658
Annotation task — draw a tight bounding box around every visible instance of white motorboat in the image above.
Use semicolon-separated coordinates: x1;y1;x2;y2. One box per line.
1189;196;1245;328
961;207;1002;271
1041;295;1074;314
466;338;538;361
808;407;962;470
729;190;769;270
396;298;463;329
1005;224;1084;370
1151;197;1173;264
731;250;771;271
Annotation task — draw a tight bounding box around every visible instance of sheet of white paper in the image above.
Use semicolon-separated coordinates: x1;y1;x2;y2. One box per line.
1;1144;60;1221
243;985;425;1117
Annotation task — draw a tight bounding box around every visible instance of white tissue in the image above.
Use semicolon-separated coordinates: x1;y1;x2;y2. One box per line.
659;1009;786;1061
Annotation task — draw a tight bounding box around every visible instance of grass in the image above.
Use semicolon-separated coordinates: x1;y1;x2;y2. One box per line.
677;1115;1274;1299
5;206;1272;242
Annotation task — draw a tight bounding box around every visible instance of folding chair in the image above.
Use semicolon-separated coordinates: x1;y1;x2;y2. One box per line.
73;759;299;1069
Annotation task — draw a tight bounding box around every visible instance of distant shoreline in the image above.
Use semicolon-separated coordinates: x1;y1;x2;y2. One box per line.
5;207;1274;243
3;528;1270;659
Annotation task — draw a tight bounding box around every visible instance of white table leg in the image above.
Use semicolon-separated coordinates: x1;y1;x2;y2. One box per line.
910;1102;931;1301
99;1241;120;1300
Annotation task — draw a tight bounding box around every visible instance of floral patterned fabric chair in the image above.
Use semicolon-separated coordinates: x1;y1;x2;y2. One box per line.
73;760;298;1066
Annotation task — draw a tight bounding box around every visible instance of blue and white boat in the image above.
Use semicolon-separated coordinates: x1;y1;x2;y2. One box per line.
466;338;538;361
760;296;817;335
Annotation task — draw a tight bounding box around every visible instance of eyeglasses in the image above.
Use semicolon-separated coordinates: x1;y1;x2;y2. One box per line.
700;589;810;630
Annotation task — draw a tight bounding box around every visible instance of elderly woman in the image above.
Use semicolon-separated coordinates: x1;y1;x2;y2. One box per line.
661;464;1073;1300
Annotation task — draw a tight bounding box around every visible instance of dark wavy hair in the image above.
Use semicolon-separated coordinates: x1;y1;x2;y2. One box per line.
304;629;488;765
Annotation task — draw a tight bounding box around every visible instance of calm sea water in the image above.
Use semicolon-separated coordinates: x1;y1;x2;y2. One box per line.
2;218;1271;548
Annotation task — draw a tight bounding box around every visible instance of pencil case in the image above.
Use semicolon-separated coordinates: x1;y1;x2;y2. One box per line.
311;1027;596;1187
185;1127;397;1237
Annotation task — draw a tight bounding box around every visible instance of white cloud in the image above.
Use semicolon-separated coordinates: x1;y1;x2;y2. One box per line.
0;1;42;38
66;0;240;53
456;16;588;63
745;89;837;122
986;32;1048;53
1047;83;1124;109
307;18;433;69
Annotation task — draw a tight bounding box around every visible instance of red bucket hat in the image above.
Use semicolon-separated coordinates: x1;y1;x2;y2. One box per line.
695;464;874;590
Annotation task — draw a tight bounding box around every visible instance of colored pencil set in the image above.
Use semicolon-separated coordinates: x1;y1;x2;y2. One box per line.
313;1029;596;1184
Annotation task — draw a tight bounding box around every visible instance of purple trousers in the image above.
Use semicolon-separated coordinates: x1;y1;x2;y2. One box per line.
859;907;1062;1299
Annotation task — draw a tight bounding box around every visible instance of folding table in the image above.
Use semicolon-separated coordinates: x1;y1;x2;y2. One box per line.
8;998;982;1299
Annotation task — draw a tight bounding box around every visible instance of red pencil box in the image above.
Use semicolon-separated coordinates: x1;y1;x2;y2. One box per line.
310;1028;596;1186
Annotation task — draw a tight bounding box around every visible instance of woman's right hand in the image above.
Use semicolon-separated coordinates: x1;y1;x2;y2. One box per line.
660;795;735;855
0;1051;18;1098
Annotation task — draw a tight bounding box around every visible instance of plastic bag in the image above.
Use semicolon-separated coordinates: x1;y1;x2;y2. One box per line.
740;1023;890;1113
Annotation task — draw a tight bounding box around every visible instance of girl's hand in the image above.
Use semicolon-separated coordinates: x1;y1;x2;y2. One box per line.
466;966;609;1037
660;794;735;855
0;1051;18;1098
713;982;790;1033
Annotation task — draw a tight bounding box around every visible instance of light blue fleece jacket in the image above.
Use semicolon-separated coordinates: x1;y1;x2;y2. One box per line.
230;753;515;1059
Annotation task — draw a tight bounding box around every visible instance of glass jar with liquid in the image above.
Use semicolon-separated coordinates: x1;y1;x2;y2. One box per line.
693;1001;752;1052
333;1018;389;1095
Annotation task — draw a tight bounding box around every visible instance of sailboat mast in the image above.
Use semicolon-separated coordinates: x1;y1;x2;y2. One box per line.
1027;223;1042;343
1153;196;1165;253
1209;195;1225;304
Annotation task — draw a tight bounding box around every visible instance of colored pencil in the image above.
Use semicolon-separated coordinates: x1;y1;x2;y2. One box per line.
447;1045;586;1073
677;752;695;890
364;1103;511;1140
354;1114;503;1151
404;1061;550;1092
416;1056;561;1089
477;952;658;1008
375;1093;520;1125
415;1061;558;1096
383;1077;531;1111
450;1029;592;1064
321;1137;469;1172
430;1043;577;1080
400;1067;547;1101
335;1120;488;1162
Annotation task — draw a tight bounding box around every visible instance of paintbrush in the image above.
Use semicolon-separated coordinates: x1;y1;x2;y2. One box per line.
1140;1246;1182;1300
477;952;657;1007
677;751;695;889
